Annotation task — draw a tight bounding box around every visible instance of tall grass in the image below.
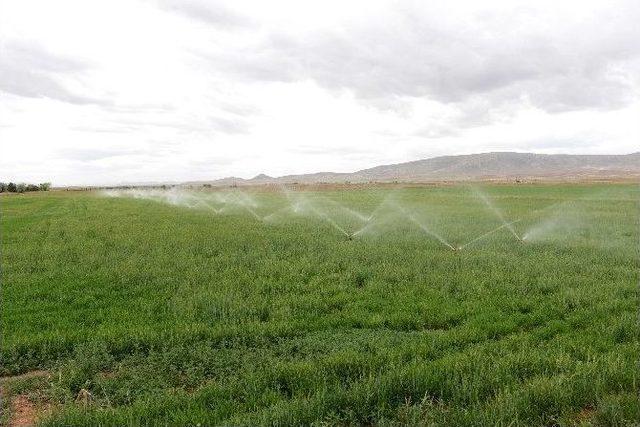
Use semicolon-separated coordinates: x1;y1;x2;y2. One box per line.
1;184;638;425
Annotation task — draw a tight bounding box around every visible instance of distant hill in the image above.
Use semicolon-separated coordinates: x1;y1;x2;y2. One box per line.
185;152;640;186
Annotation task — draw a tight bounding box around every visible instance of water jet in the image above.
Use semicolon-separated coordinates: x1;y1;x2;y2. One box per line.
471;186;523;241
458;219;521;250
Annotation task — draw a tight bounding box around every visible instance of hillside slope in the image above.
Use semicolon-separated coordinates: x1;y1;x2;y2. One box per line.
188;152;640;186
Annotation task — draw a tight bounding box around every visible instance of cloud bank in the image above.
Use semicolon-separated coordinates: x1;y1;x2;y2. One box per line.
1;0;638;185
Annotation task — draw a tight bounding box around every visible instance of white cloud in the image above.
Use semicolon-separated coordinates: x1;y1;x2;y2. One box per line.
0;0;638;185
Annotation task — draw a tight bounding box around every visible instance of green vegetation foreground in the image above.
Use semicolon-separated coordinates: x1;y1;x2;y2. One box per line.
1;184;638;426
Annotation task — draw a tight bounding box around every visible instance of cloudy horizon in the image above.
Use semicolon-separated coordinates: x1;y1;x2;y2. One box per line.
1;0;639;186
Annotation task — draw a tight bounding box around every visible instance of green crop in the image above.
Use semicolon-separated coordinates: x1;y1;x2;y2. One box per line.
1;183;638;426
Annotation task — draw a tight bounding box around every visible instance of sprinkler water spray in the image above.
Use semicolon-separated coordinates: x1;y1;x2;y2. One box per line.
394;205;455;251
101;187;541;251
458;219;522;250
471;186;522;242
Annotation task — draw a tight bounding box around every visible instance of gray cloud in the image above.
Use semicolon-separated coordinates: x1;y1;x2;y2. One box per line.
412;126;460;140
98;114;252;136
219;102;261;117
520;135;604;152
189;155;237;167
209;116;251;134
158;0;251;28
289;145;372;156
207;1;640;117
54;147;145;161
69;125;136;134
0;41;107;105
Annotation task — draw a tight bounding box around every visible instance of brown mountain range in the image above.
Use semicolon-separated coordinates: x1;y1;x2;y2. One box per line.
186;152;640;186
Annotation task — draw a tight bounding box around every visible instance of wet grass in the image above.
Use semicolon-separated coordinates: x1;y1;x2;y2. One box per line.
1;183;638;426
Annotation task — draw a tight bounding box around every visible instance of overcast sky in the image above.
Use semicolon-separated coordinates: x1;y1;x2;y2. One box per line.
1;0;639;185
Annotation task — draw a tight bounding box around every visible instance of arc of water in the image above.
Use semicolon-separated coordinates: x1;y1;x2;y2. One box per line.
307;203;350;236
262;205;295;223
282;190;350;236
321;197;370;222
208;191;264;220
350;191;402;238
194;199;222;213
242;204;263;221
471;187;522;241
458;219;522;250
395;205;455;250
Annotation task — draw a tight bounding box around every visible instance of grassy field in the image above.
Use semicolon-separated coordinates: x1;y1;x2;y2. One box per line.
1;184;638;426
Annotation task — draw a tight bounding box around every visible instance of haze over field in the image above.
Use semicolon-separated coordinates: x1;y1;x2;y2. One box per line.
1;0;639;185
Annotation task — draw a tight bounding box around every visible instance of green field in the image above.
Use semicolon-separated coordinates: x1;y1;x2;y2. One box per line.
1;184;638;426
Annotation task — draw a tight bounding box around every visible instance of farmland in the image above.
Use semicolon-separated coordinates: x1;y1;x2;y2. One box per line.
1;183;638;426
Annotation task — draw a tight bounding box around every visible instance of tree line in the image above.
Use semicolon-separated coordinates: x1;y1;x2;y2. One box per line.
0;182;51;193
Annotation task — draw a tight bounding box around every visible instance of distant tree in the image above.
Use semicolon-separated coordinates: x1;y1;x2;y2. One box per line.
0;182;50;192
